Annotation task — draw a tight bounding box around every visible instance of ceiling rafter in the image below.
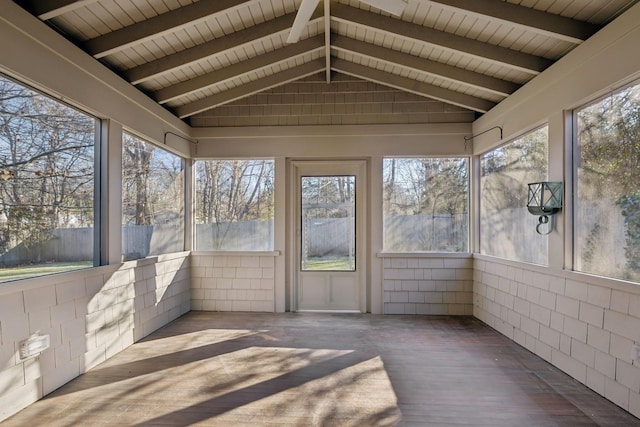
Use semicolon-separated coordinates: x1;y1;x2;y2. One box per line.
84;0;252;59
15;0;631;123
154;35;325;104
287;0;320;43
331;3;552;75
17;0;99;20
176;59;326;118
125;11;323;85
332;35;518;97
426;0;600;44
332;58;495;113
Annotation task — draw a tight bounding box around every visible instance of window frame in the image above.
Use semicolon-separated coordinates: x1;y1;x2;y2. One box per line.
478;124;550;264
193;158;275;252
121;131;186;260
0;73;101;282
571;78;640;283
382;156;471;253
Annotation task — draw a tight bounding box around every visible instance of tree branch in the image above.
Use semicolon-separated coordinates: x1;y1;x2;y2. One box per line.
1;143;93;169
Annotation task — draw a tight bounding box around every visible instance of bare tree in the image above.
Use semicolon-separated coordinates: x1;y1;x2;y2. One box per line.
195;160;273;249
578;87;640;278
480;128;548;212
122;134;153;225
383;158;469;251
0;77;95;264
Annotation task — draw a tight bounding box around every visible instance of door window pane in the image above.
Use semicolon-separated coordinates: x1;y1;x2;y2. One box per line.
575;82;640;282
301;176;355;271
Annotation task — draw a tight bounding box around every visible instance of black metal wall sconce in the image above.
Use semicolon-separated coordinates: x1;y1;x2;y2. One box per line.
527;181;563;235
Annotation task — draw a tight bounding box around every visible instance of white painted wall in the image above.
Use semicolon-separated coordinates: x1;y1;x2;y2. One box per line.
0;253;191;421
475;256;640;418
471;2;640;419
191;252;278;312
381;254;473;315
1;0;640;421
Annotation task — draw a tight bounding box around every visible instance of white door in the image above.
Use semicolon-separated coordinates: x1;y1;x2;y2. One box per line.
291;160;366;312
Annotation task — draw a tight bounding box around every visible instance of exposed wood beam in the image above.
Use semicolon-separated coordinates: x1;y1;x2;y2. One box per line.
125;11;323;85
332;35;519;97
85;0;250;58
324;0;331;83
176;59;326;118
16;0;98;20
154;36;324;104
360;0;407;16
427;0;600;44
287;0;320;43
332;3;552;74
332;58;495;113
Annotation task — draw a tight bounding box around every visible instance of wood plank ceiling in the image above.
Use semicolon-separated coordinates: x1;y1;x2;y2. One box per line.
13;0;640;126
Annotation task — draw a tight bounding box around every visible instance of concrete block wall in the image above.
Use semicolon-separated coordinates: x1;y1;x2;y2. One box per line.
0;252;191;422
474;255;640;418
190;252;276;312
382;255;473;315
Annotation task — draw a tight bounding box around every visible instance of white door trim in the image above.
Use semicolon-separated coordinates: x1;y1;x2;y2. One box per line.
288;160;367;313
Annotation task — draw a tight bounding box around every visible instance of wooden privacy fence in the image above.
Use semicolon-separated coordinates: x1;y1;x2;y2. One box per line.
304;217;354;257
481;203;628;276
574;199;628;278
122;224;184;260
384;214;468;252
480;207;548;264
0;202;633;277
0;227;95;266
195;221;274;251
0;224;184;266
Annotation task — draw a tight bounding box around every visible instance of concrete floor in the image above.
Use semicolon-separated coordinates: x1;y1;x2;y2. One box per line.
2;312;639;426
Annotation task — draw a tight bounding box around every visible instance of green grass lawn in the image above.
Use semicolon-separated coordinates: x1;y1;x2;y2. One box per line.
305;257;354;271
0;261;93;283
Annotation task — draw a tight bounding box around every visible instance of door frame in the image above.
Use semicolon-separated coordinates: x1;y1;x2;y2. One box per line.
288;159;368;313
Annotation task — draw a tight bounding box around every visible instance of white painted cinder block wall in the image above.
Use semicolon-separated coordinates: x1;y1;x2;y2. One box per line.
0;253;191;421
382;255;473;315
474;256;640;418
190;252;277;312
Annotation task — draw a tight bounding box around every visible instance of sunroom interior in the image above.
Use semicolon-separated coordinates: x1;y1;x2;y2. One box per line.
1;0;640;423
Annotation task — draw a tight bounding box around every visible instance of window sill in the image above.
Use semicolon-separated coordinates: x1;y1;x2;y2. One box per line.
377;252;472;258
191;250;281;257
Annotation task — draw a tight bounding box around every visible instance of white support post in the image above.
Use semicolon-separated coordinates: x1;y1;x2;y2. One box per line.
548;113;565;271
370;156;383;314
100;119;122;265
274;157;287;312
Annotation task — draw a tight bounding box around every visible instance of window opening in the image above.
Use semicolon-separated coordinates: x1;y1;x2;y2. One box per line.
0;75;98;282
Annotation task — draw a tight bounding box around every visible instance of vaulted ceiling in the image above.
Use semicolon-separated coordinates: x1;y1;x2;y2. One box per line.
13;0;639;126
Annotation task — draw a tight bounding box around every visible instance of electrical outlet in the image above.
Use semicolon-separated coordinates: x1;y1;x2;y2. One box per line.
632;344;640;362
